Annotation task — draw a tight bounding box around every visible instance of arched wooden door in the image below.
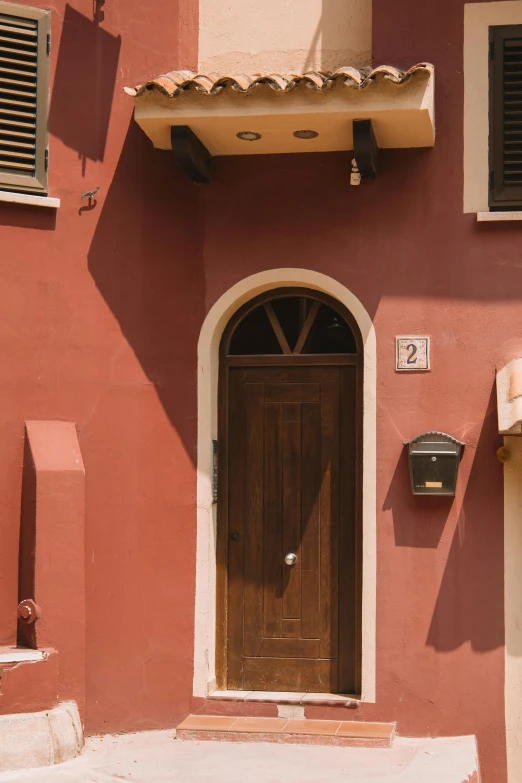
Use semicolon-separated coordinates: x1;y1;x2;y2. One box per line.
217;289;362;695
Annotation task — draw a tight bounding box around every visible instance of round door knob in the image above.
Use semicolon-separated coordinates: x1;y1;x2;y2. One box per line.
284;553;297;566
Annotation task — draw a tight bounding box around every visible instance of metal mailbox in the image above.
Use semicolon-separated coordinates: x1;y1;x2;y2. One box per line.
404;432;464;496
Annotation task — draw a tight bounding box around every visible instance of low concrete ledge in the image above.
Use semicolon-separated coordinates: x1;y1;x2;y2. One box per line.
0;647;47;664
0;702;83;772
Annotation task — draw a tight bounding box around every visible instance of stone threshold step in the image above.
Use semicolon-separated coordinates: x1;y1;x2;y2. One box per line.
177;716;395;749
208;689;358;707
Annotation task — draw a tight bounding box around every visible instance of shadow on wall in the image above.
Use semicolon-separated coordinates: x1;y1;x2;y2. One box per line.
0;205;56;231
302;0;371;71
384;448;452;549
426;384;504;653
87;120;204;464
49;5;121;175
17;435;36;650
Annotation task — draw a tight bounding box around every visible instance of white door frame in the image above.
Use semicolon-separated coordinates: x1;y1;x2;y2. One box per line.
193;269;377;702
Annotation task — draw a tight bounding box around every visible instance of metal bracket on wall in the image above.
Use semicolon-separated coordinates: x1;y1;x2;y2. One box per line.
353;119;379;179
171;126;214;184
212;440;218;504
17;599;41;625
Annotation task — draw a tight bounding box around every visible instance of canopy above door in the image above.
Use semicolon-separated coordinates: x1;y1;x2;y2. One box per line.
125;63;434;161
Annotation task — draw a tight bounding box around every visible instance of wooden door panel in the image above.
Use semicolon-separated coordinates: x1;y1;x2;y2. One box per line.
262;401;283;640
264;383;320;403
283;402;300;422
282;418;301;620
263;638;320;658
300;402;321;642
226;366;356;694
245;368;339;384
226;370;246;689
338;367;358;690
243;657;337;693
281;618;300;638
320;383;339;660
242;383;265;663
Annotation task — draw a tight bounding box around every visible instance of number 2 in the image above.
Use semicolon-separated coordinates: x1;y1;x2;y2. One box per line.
406;343;417;364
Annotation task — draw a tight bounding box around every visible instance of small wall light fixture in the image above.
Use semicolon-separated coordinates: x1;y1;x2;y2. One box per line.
404;432;464;496
350;159;361;186
293;130;318;139
236;131;261;141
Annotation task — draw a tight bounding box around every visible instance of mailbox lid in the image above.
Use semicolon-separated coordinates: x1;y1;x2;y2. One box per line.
409;441;461;456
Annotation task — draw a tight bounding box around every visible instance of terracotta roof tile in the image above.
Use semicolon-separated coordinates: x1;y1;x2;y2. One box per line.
125;63;433;98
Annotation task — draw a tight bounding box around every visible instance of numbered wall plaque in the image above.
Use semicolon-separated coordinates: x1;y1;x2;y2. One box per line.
396;336;430;371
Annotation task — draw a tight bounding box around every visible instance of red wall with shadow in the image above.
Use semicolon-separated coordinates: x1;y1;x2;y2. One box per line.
0;0;513;780
197;142;508;782
0;0;202;734
183;2;509;778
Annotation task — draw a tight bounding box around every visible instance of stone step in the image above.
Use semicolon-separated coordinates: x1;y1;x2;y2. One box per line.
176;715;396;748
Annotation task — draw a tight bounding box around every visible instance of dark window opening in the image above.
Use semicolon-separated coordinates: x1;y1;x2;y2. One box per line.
228;305;283;355
303;304;357;354
227;295;356;356
489;24;522;210
0;2;50;194
271;296;313;352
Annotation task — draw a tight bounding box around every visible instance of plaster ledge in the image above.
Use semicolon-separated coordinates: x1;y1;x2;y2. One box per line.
0;190;60;209
477;211;522;222
497;358;522;434
0;702;83;772
0;647;47;664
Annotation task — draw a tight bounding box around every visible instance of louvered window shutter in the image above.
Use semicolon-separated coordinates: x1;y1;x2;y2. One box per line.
490;25;522;210
0;2;49;194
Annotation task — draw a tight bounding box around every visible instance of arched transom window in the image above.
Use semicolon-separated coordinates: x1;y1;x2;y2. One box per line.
225;290;359;357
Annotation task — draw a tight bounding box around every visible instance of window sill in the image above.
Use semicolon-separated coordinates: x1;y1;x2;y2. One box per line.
0;190;60;209
477;211;522;222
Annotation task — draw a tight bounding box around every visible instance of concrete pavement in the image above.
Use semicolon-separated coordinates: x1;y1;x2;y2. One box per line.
0;730;479;782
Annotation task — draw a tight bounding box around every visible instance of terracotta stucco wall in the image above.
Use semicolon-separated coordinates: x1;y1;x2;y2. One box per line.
198;0;372;73
371;2;506;777
198;150;506;782
191;2;506;782
0;0;202;732
0;1;510;781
